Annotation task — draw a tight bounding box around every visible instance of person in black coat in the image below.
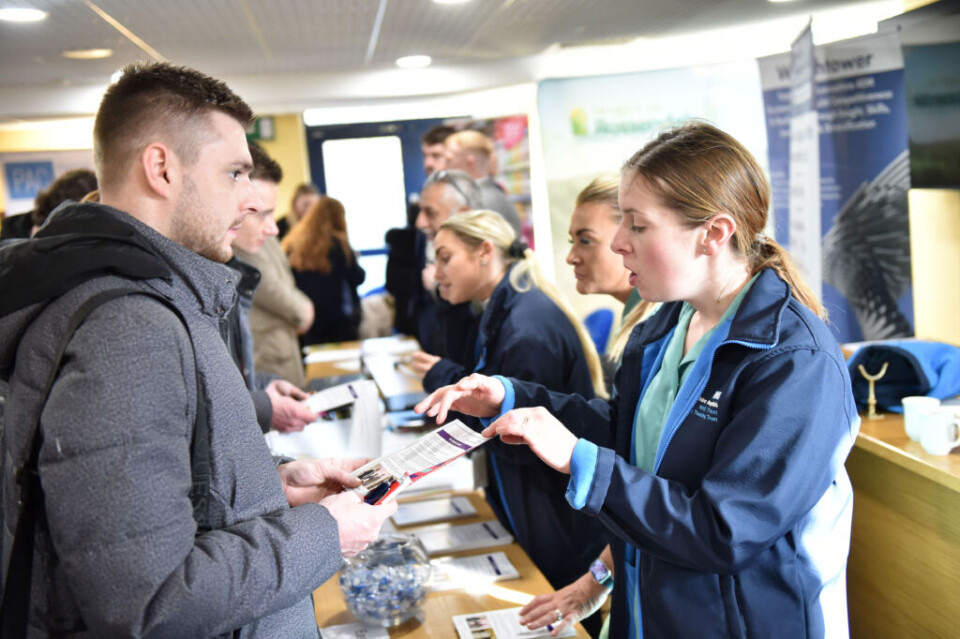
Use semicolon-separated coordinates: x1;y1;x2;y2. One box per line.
281;195;365;345
406;211;609;615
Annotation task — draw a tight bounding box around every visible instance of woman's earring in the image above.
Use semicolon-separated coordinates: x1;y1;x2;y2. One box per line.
481;259;488;266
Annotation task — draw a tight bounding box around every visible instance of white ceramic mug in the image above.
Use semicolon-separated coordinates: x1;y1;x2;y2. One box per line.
919;405;960;455
901;396;940;442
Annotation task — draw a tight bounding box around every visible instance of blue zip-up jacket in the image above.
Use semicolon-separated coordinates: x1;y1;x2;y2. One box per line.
423;269;609;591
498;269;859;638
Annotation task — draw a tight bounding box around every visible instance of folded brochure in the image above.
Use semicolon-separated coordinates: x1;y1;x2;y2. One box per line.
351;419;489;505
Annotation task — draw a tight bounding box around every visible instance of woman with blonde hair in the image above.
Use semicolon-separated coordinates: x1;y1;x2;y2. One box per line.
409;209;610;603
417;122;857;638
282;195;365;344
567;176;657;374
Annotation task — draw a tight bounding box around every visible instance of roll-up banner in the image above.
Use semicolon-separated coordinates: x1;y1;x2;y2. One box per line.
759;33;912;342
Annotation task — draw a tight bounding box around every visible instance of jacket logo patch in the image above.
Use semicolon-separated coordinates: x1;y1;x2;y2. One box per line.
693;392;720;423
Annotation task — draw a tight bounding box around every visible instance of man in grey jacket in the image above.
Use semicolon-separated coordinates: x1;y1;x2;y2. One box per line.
0;62;395;638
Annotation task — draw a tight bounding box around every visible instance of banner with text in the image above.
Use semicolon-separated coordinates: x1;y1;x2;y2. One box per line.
759;32;912;342
789;24;822;299
537;61;766;321
1;149;94;217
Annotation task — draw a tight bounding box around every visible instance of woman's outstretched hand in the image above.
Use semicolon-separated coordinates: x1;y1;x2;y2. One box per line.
481;407;578;474
414;373;506;424
519;571;610;636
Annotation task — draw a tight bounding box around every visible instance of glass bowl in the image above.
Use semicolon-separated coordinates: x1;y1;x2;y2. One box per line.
339;533;431;627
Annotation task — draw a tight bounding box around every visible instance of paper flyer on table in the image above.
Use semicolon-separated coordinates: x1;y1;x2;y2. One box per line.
303;347;361;364
415;520;513;556
351;420;489;505
430;552;519;591
319;621;389;639
392;495;477;527
452;607;576;638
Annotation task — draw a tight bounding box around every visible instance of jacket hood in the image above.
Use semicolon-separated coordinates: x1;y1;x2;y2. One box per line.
0;202;173;377
0;203;172;316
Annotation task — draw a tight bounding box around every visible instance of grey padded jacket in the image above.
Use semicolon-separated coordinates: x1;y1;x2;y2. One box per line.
0;203;339;638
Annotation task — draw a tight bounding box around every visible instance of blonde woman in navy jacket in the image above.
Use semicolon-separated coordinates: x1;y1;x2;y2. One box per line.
408;210;610;607
417;123;859;638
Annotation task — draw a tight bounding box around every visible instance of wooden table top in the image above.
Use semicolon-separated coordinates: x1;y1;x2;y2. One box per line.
313;490;589;638
856;411;960;492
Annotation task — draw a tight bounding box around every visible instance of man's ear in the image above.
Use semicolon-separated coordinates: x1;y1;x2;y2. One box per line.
141;143;178;198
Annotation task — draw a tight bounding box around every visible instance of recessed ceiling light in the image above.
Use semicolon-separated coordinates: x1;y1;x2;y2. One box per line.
396;55;432;69
61;48;114;60
0;7;48;22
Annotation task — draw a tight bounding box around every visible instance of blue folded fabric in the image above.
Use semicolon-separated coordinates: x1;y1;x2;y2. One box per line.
847;340;960;412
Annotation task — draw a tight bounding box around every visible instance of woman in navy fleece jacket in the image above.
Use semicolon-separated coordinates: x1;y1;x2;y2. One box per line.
417;122;859;639
410;210;611;608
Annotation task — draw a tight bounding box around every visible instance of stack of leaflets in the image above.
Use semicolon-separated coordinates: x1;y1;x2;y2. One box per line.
350;420;490;505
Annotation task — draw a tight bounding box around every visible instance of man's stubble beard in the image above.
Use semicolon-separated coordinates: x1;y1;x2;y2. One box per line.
171;174;233;263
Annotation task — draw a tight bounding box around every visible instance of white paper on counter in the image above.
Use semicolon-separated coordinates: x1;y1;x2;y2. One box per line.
430;551;519;591
319;621;389;639
393;495;477;527
452;607;575;638
414;519;513;556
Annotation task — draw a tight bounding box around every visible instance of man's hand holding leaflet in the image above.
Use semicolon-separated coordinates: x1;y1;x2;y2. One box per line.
348;420;490;504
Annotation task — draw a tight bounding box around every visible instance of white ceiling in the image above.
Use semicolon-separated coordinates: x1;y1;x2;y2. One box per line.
0;0;912;122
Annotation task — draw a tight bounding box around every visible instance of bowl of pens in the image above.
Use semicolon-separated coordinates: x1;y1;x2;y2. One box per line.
339;533;431;627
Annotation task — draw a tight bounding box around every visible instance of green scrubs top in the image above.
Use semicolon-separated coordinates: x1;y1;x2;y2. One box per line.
626;274;757;637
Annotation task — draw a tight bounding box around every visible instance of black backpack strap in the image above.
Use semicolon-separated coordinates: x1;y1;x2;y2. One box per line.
1;287;210;637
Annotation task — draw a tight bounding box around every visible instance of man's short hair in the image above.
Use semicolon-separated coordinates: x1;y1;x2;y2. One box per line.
446;129;494;160
248;141;283;184
421;124;455;147
93;62;254;191
422;169;483;209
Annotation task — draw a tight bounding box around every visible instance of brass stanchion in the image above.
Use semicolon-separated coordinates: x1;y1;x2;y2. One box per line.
857;362;889;419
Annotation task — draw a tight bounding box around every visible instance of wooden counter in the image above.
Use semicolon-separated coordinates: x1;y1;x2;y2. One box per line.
847;412;960;638
313;491;590;638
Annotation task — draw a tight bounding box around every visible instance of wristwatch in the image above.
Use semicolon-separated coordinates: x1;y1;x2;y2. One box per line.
589;558;613;590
